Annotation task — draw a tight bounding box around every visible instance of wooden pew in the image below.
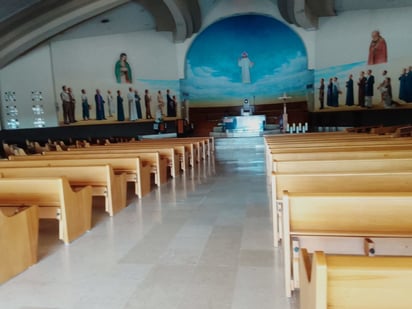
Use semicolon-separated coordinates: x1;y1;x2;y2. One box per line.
123;142;194;169
0;206;38;284
9;151;166;187
392;125;412;137
114;139;199;168
161;136;214;157
145;137;210;160
155;137;213;158
266;140;412;173
0;177;92;244
267;148;412;179
266;139;412;149
0;157;151;198
65;146;180;178
345;125;382;133
299;249;412;309
0;165;127;216
99;136;211;163
266;137;412;150
264;133;402;152
370;124;409;135
264;133;411;150
264;134;412;172
271;171;412;247
116;143;190;172
264;133;412;172
135;143;192;171
282;191;412;297
273;171;412;204
139;138;204;163
268;147;412;161
264;132;364;142
2;142;14;157
273;157;412;174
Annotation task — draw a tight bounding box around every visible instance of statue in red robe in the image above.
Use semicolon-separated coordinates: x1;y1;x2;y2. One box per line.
368;30;387;65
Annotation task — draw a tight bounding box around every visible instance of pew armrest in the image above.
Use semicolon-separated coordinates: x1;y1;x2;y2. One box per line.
60;179;93;244
0;206;39;284
299;249;328;309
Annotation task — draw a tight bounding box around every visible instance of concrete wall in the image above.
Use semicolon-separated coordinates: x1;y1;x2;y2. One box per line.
0;44;58;129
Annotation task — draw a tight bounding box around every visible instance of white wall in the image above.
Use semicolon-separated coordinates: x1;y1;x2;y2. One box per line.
50;30;179;121
0;44;58;129
315;7;412;69
3;3;412;126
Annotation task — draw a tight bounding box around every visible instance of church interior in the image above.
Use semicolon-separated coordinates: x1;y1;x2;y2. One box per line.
1;0;412;308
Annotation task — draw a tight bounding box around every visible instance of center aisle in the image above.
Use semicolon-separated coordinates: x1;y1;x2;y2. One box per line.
0;137;299;309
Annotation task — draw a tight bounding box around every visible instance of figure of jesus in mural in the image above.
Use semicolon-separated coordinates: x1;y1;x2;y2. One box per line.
238;51;254;83
115;53;132;83
368;30;387;65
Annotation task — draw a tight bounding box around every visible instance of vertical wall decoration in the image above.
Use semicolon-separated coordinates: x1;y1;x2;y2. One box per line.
3;91;19;129
31;91;45;127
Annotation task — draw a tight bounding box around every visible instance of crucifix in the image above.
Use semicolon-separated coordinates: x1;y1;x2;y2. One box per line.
278;93;292;133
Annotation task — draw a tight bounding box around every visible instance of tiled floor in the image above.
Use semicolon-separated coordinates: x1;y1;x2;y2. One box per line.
0;137;299;309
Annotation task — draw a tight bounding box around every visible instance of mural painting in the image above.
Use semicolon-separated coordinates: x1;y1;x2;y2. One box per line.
181;14;313;107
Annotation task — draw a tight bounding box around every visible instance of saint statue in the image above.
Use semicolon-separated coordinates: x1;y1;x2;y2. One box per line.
368;31;387;65
238;51;254;84
115;53;132;83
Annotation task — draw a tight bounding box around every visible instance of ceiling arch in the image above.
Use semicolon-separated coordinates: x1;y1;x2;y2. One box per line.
2;0;412;68
0;0;202;69
277;0;412;30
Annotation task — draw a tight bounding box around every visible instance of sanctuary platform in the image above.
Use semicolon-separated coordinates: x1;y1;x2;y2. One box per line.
210;114;283;138
210;115;268;138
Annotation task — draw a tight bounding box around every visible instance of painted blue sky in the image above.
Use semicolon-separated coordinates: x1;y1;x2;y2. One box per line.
183;14;312;102
314;61;367;86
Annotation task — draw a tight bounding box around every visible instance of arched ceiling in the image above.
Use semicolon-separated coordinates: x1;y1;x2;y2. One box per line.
52;2;156;41
277;0;412;30
1;0;412;69
0;0;202;69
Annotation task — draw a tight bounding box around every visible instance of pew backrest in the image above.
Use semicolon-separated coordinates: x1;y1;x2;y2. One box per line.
2;155;151;197
282;191;412;298
273;171;412;204
299;248;412;309
0;177;92;244
0;165;127;216
273;157;412;173
283;191;412;238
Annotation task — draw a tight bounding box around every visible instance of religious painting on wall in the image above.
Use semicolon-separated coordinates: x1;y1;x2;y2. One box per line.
314;21;412;111
114;52;132;83
181;14;313;107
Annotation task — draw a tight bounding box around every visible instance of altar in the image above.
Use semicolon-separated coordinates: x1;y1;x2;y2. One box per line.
219;115;266;137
